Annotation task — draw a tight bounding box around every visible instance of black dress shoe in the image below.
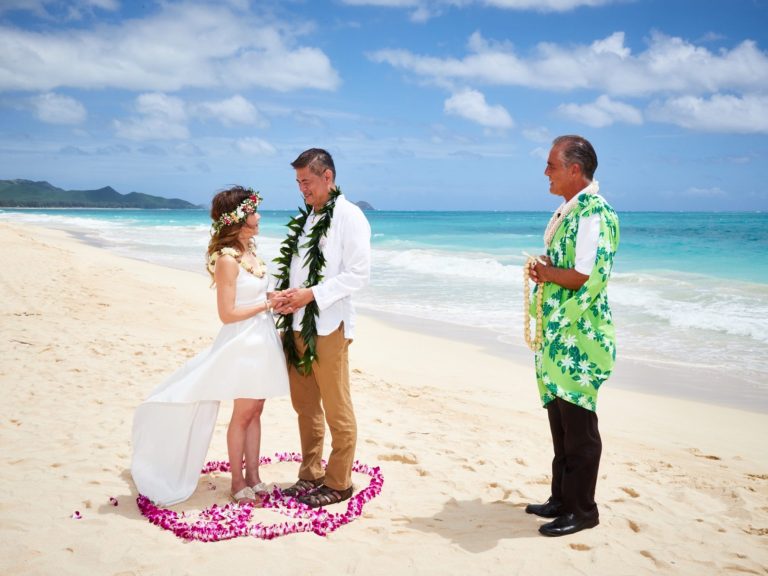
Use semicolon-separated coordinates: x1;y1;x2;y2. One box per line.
539;513;599;537
525;498;563;518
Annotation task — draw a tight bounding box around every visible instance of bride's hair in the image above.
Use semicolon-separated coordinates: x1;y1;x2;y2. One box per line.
206;186;253;279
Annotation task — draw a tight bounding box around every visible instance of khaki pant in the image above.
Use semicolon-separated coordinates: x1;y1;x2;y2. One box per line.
289;323;356;491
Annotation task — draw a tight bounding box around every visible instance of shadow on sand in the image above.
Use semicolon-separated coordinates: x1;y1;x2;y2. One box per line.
399;498;541;552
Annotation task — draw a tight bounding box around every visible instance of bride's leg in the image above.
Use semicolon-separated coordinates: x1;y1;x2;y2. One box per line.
244;399;265;486
228;399;261;496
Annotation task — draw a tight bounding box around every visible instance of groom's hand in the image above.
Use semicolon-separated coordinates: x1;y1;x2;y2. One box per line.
269;290;290;314
281;287;315;314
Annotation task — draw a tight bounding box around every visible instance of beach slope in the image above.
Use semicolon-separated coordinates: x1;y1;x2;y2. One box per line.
1;222;765;575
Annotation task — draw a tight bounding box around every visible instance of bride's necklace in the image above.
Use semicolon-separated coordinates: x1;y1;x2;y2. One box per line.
208;244;266;278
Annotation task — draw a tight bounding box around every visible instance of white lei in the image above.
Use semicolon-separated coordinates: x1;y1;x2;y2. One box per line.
543;180;599;248
207;244;266;278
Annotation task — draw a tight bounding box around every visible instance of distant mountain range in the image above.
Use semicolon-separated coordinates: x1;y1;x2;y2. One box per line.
0;179;378;211
0;179;199;209
354;200;375;211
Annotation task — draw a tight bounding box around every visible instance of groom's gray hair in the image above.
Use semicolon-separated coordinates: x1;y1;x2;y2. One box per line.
291;148;336;181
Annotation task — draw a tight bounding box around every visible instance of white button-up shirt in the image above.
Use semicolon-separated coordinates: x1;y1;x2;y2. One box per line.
289;194;371;338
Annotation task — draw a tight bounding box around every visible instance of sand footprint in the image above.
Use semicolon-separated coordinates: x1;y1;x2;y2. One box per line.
688;447;722;461
379;453;418;465
620;486;640;498
640;550;664;568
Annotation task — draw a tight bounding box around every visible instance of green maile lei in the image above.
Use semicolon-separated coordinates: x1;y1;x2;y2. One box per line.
273;187;341;375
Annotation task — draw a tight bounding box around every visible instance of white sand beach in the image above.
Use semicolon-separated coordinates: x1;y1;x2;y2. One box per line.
1;222;766;575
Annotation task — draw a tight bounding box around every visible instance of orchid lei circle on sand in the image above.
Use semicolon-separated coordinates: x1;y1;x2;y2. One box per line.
136;452;384;542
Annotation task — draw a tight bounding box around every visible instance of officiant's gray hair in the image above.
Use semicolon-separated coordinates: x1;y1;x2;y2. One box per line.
553;135;597;180
291;148;336;181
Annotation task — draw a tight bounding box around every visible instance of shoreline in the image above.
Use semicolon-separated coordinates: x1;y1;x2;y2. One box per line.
13;217;768;414
2;221;766;575
357;306;766;414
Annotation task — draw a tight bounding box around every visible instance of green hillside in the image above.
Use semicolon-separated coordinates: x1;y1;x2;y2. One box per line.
0;179;197;208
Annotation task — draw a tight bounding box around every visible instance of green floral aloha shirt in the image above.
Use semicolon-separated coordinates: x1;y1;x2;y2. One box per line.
531;193;620;412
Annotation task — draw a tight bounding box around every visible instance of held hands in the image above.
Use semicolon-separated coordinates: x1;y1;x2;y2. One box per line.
269;288;315;315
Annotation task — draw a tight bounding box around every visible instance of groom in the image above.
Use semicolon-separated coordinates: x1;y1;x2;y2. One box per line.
272;148;371;508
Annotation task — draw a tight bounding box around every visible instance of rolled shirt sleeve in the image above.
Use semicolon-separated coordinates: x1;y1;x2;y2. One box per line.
290;195;370;338
312;203;371;310
574;213;600;275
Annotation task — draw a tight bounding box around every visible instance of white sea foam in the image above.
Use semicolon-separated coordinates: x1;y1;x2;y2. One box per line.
611;272;768;343
379;248;521;284
4;208;766;404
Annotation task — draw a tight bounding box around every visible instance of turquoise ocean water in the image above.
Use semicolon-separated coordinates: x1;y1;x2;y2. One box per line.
3;208;767;411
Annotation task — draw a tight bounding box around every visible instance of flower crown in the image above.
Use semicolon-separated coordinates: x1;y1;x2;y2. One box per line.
211;190;263;234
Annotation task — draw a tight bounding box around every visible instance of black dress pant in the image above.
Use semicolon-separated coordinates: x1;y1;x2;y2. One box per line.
547;397;602;519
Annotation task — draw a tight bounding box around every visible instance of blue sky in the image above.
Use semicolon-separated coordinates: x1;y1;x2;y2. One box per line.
1;0;767;211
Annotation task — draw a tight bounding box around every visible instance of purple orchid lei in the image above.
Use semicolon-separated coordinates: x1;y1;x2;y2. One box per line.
135;452;384;542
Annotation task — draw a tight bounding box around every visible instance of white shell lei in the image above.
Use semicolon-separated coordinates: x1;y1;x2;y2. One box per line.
523;259;545;351
542;180;599;248
208;246;266;278
523;179;599;352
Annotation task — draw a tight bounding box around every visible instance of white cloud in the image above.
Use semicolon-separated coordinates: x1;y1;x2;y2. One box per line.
0;0;118;18
114;93;189;141
482;0;621;11
87;0;119;9
67;0;120;17
558;94;642;127
339;0;621;12
444;89;514;128
0;0;48;15
195;95;267;127
529;146;549;160
684;186;726;198
31;92;87;124
522;127;551;143
236;137;277;156
370;31;768;97
0;4;339;93
647;93;768;134
341;0;420;5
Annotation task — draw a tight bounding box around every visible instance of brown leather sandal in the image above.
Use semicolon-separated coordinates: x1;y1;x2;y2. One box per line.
298;485;354;508
281;477;324;497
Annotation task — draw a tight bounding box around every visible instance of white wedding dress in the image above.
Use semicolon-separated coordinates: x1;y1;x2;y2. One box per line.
131;269;289;505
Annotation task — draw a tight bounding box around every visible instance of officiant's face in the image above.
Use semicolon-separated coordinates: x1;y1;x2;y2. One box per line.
545;143;581;200
295;166;332;210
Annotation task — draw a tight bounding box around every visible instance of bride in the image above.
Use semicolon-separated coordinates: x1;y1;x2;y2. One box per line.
131;186;289;506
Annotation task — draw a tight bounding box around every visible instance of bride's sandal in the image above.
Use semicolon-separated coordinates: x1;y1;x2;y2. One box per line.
251;482;271;495
231;486;258;505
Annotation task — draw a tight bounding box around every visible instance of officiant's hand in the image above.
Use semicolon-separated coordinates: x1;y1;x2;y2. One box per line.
529;255;551;283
